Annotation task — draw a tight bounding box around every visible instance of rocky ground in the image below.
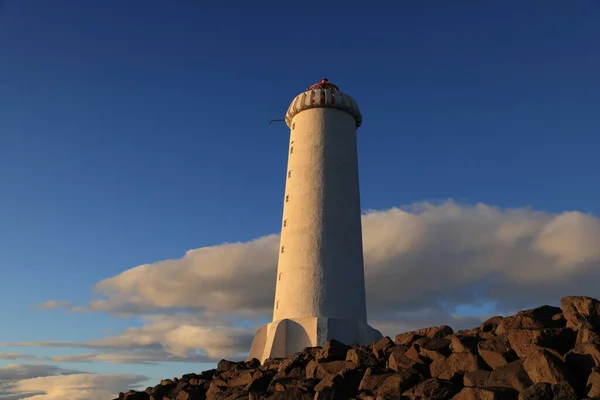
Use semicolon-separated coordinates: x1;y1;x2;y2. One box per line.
115;296;600;400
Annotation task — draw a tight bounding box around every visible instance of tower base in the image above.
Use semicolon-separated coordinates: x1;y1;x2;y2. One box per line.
247;317;383;363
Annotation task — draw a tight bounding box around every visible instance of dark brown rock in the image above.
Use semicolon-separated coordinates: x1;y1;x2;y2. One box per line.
395;332;423;345
464;370;491;387
495;306;564;335
430;352;487;380
402;377;460;399
517;381;577;400
480;316;505;334
372;336;395;360
346;349;379;368
387;352;425;373
448;334;481;354
586;367;600;398
453;386;518;400
264;387;313;399
416;325;454;339
507;328;576;358
305;360;346;379
522;348;567;385
487;360;533;392
123;392;149;400
318;339;350;361
561;296;600;344
478;336;517;370
412;337;451;363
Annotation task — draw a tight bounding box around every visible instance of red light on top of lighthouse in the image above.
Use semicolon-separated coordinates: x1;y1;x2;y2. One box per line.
308;78;340;92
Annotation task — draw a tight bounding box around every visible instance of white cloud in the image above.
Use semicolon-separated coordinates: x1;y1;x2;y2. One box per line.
0;364;146;400
20;201;600;361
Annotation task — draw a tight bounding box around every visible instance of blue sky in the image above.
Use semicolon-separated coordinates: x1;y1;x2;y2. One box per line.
1;0;600;397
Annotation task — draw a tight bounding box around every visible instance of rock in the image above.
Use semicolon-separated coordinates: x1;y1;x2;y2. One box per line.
394;326;452;347
246;358;261;369
265;387;313;399
394;332;423;345
507;328;576;358
586;367;600;398
358;367;422;397
346;349;379;368
411;337;451;363
305;360;346;379
517;381;577;400
452;387;518;400
561;296;600;345
565;340;600;389
402;378;460;399
371;337;395;359
522;348;567;385
430;352;487;380
478;336;517;370
464;370;491;387
217;360;238;372
495;306;564;335
318;340;350;361
480;316;505;334
416;325;454;339
387;352;425;373
229;371;254;387
123;392;149;400
486;360;533;392
448;334;481;354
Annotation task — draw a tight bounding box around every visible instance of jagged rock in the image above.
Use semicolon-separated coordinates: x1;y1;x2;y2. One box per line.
478;336;517;370
430;352;487;380
318;340;349;361
358;367;422;397
372;336;395;360
393;325;453;347
305;360;346;379
495;306;564;335
395;331;422;345
448;334;481;354
486;360;532;392
517;381;577;400
123;392;149;400
561;296;600;345
453;386;519;400
464;370;491;387
346;349;379;368
387;351;425;373
402;377;460;399
116;297;600;400
522;348;568;385
507;328;576;358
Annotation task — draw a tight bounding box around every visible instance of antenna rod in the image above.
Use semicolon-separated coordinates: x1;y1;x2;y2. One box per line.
269;119;285;125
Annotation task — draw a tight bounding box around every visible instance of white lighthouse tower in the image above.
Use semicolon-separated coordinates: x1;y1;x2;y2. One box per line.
248;79;382;362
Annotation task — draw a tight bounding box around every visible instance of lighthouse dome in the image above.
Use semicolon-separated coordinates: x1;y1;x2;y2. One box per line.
284;79;363;128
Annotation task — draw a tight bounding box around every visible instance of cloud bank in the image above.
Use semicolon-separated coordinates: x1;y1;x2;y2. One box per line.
14;202;600;368
0;364;146;400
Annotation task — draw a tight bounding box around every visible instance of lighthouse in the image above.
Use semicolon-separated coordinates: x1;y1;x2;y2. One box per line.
248;79;382;362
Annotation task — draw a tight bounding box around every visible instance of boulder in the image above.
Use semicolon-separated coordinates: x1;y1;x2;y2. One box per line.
478;336;517;370
402;378;460;400
517;381;577;400
346;349;379;368
486;360;533;392
318;340;349;362
495;306;564;335
522;348;568;385
561;296;600;345
452;386;518;400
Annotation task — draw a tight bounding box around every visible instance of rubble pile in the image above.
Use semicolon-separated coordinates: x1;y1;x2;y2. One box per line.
115;296;600;399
